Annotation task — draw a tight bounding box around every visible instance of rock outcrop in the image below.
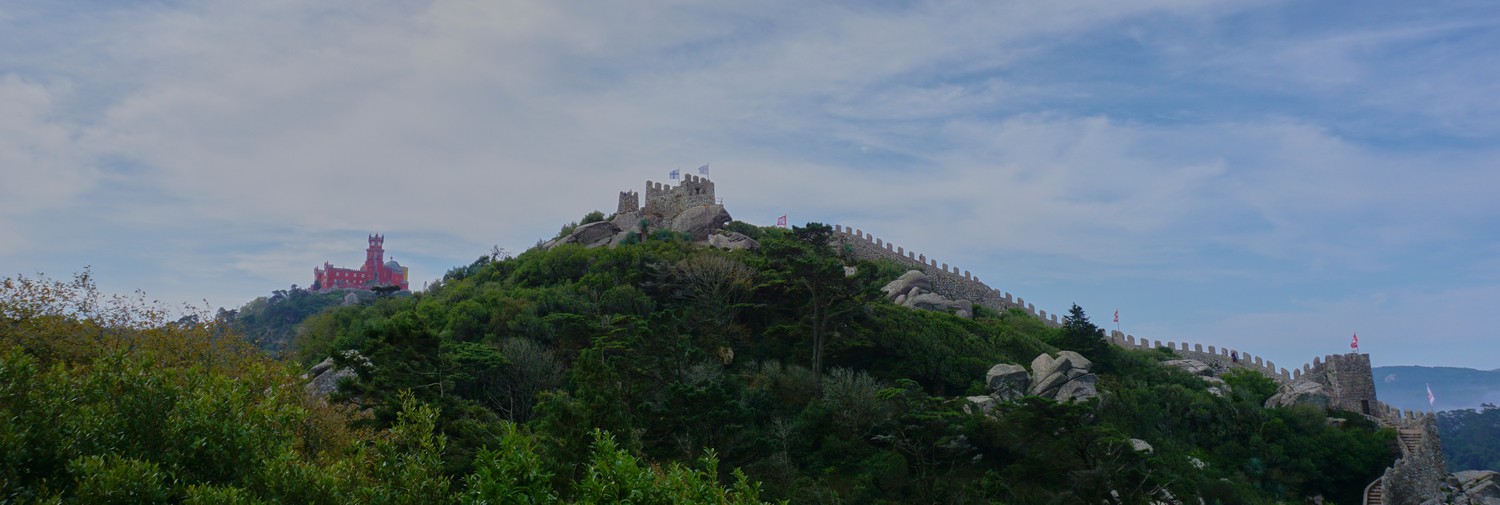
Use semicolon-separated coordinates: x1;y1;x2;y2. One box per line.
305;351;369;398
543;221;622;250
1448;470;1500;505
964;395;999;416
1160;358;1232;397
1161;359;1213;377
881;270;973;318
669;204;733;242
968;351;1100;411
882;270;931;300
707;231;759;250
985;364;1030;402
1265;380;1332;409
1029;351;1098;403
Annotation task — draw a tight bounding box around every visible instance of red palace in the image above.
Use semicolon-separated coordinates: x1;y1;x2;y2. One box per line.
312;234;410;291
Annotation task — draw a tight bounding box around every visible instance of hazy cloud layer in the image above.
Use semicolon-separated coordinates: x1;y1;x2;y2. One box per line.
2;0;1496;368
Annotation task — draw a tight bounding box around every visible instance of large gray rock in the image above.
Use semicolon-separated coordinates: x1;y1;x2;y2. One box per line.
963;395;999;416
1452;470;1500;504
610;211;644;232
1162;359;1213;377
1055;351;1092;372
985;364;1030;401
606;230;635;247
1128;438;1153;454
707;231;759;250
669;204;732;241
548;220;621;249
1203;376;1231;398
903;292;972;319
305;352;369;398
1264;380;1331;409
881;270;932;300
575;221;622;247
1054;374;1099;403
1027;351;1098;402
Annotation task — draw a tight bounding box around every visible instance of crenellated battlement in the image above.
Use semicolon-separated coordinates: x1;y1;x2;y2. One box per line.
642;174;716;219
830;223;1451;502
617;190;640;215
831;224;1062;326
832;223;1386;390
1105;331;1295;383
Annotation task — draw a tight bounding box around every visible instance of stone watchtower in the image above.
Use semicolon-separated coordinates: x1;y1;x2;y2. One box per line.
641;174;716;221
617;190;640;215
1322;353;1378;415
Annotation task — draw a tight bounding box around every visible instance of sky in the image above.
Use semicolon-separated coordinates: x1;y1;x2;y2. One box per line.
2;0;1497;370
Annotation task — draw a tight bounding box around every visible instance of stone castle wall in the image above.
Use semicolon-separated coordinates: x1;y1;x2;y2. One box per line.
617;190;640;214
834;221;1448;503
1380;415;1447;505
611;175;717;231
832;225;1063;327
1311;353;1380;414
641;174;715;220
1105;331;1294;383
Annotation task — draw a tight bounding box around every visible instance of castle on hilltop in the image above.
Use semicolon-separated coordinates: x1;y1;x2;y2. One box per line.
312;234;409;292
542;172;739;250
616;173;717;222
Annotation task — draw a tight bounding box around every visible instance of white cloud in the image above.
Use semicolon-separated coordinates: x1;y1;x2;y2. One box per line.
2;0;1497;367
0;75;93;254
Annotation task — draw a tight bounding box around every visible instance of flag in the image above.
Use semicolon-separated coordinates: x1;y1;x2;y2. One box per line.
1427;383;1435;407
776;215;787;227
697;164;709;176
1113;309;1119;323
1351;331;1358;350
669;169;680;180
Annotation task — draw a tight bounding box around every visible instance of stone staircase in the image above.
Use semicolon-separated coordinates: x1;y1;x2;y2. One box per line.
1364;426;1426;505
1397;428;1422;454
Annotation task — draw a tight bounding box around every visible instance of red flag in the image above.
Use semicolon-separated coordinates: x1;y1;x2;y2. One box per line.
776;215;787;227
1350;332;1359;350
1113;310;1119;323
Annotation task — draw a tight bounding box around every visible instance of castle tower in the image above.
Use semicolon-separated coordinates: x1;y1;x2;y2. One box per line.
1324;353;1378;415
365;234;385;271
618;190;640;215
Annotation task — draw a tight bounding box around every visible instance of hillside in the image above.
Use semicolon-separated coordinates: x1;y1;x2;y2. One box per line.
281;221;1397;504
2;221;1415;504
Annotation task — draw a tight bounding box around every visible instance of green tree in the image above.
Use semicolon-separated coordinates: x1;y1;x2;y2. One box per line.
760;223;876;399
1057;304;1113;370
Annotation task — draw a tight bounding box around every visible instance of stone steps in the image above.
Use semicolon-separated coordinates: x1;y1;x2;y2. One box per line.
1398;428;1423;454
1365;485;1383;505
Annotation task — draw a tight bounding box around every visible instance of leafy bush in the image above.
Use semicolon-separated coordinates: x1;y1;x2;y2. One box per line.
580;210;606;225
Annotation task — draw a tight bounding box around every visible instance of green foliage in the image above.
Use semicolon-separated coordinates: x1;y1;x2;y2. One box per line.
6;227;1407;504
1438;403;1500;472
69;454;174;505
1223;368;1279;405
580;210;605;225
228;286;348;355
1053;304;1115;371
555;221;579;240
721;220;766;240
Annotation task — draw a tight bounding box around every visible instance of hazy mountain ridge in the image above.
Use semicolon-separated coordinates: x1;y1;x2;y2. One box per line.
1374;366;1500;412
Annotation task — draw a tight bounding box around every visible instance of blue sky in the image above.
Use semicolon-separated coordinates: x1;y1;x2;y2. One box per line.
2;0;1497;370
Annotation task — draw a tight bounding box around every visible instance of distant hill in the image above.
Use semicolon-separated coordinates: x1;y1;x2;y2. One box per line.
1374;366;1500;412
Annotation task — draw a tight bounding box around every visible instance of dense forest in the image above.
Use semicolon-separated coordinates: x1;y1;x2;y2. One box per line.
2;222;1400;504
1438;405;1500;473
